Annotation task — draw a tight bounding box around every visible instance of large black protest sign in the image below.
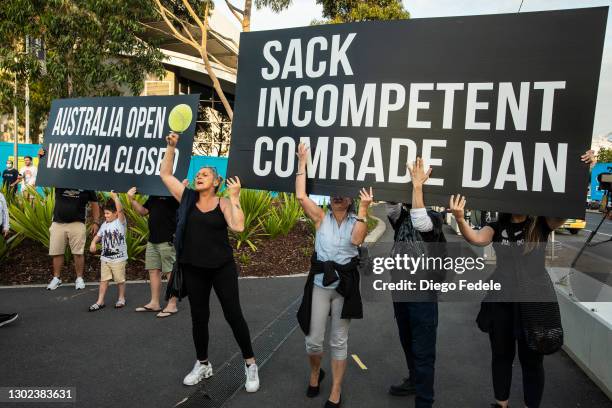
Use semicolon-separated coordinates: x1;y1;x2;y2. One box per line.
37;94;199;195
227;8;607;218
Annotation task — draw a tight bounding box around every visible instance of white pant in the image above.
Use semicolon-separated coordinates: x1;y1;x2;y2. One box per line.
305;286;351;360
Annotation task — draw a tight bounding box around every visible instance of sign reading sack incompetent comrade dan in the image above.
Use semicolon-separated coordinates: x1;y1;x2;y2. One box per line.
226;7;607;218
37;94;200;195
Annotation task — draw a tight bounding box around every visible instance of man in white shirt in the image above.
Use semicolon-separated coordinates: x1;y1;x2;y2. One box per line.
19;155;37;193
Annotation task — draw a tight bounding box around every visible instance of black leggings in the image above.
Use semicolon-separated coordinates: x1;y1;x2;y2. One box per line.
489;305;544;408
183;262;254;361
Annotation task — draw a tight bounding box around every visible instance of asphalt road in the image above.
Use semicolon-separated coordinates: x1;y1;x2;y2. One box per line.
584;211;612;236
1;278;610;408
0;208;610;408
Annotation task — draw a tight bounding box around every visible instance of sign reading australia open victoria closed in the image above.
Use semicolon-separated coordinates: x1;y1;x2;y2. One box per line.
227;7;608;218
37;94;200;196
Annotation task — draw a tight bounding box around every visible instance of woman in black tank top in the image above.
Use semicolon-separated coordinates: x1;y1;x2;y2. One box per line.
180;199;233;268
160;132;259;393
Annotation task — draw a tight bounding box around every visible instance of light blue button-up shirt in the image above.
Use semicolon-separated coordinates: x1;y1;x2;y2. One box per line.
313;211;359;289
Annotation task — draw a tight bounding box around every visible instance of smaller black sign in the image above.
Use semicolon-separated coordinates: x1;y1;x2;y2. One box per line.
37;94;200;195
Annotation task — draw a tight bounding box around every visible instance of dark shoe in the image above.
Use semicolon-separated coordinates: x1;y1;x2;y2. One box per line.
0;313;18;327
324;395;341;408
306;369;325;398
389;377;416;396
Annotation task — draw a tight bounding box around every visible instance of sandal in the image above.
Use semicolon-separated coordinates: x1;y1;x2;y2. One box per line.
88;303;105;312
115;299;126;309
135;306;162;312
156;310;178;318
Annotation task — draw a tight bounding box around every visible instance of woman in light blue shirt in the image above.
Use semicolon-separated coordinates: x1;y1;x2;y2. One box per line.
295;142;373;408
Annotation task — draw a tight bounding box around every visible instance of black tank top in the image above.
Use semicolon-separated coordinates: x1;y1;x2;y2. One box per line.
180;199;233;268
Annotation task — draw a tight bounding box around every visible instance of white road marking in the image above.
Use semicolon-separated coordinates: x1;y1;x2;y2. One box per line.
583;229;612;237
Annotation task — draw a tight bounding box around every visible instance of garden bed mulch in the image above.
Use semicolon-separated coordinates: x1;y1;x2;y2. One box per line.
0;221;314;286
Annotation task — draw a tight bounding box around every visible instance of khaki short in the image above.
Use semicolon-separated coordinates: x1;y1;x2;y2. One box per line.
49;222;86;256
145;242;176;274
101;260;127;283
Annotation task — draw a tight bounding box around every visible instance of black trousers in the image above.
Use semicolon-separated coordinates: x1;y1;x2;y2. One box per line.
183;262;254;361
489;303;544;408
393;302;438;408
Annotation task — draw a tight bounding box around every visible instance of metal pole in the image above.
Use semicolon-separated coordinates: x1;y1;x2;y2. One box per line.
25;82;29;144
13;73;18;162
25;35;30;144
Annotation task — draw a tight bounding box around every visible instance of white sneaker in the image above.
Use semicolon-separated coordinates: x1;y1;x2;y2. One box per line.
244;363;260;393
46;277;62;290
75;277;85;290
182;361;213;386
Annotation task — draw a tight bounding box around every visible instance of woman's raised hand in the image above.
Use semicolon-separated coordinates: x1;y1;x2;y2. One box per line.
226;176;241;199
359;187;374;208
296;143;309;163
127;187;137;199
449;194;467;220
407;157;432;188
581;149;597;168
166;132;179;147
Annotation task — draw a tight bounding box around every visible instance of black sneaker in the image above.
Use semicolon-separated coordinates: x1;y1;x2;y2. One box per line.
389;377;416;396
0;313;19;327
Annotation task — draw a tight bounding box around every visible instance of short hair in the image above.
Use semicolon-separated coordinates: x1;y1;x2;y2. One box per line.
6;160;13;165
102;199;117;213
24;155;32;160
199;166;223;193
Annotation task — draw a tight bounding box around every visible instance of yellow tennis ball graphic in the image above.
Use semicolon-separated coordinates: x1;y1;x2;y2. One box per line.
168;104;193;133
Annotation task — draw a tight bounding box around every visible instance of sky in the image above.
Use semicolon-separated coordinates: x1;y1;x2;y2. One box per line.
218;0;612;141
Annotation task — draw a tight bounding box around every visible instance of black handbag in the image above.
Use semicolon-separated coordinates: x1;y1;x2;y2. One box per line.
511;254;564;355
165;262;187;301
519;301;563;355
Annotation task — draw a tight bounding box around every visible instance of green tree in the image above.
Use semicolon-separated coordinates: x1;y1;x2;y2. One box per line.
0;0;166;143
259;0;409;25
597;147;612;164
316;0;409;23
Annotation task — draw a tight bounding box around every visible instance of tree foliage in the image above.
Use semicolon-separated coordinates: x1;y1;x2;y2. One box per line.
0;0;166;143
597;147;612;164
254;0;292;13
315;0;409;24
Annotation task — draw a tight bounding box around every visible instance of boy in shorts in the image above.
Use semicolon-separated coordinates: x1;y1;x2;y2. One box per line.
88;192;128;311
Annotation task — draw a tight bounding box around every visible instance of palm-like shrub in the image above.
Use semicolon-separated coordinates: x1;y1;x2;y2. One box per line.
125;228;147;262
0;233;24;263
262;193;304;239
119;193;149;241
231;189;272;250
1;183;17;207
9;186;54;247
121;193;149;261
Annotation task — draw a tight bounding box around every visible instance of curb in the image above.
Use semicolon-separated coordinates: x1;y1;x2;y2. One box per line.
0;274;306;289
